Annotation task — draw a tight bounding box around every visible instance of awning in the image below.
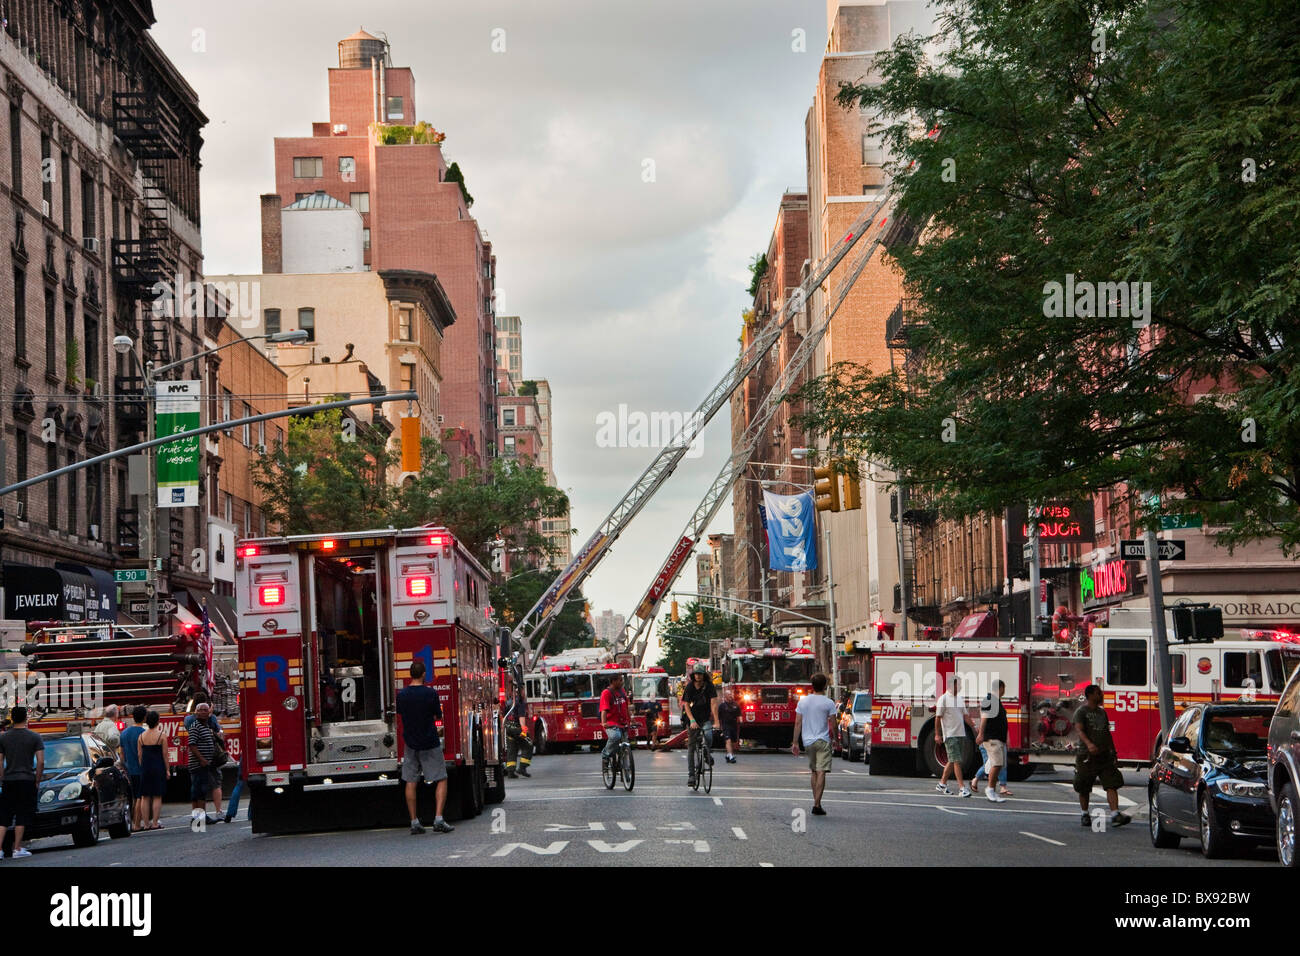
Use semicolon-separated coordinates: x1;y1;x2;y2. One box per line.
56;562;117;622
952;609;999;639
187;589;237;644
3;562;116;622
173;603;203;629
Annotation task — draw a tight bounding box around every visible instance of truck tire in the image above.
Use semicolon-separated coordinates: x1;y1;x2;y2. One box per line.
485;761;506;805
532;720;547;756
442;768;466;821
920;721;945;777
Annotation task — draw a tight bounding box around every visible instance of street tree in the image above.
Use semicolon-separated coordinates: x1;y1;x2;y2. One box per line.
655;601;735;676
490;569;592;657
795;0;1300;551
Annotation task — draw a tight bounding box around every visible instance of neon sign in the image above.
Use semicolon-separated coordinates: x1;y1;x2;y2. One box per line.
1081;560;1133;607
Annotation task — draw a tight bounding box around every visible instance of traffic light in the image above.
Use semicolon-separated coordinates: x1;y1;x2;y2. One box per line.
671;600;679;622
696;609;704;625
400;416;421;472
814;464;841;512
840;461;862;511
751;609;759;622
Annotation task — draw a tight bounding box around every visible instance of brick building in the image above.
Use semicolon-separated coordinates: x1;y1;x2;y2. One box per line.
0;2;212;623
262;29;497;469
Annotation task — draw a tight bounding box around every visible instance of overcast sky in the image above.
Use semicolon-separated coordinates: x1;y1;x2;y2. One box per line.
150;0;835;653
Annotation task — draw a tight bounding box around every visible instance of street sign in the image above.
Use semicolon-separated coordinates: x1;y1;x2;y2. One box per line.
1022;542;1033;562
127;599;177;616
114;569;150;583
1159;514;1203;530
1119;539;1186;561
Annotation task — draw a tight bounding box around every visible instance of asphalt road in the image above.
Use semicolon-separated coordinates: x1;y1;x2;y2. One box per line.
10;749;1282;867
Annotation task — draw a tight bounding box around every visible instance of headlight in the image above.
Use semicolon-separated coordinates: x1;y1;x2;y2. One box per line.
57;783;82;801
40;789;56;804
1216;780;1266;797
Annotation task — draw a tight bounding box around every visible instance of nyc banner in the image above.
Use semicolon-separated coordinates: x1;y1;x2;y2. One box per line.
761;489;817;572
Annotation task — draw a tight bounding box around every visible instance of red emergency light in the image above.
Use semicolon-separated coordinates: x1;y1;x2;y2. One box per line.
730;648;751;655
646;666;665;673
602;662;618;669
239;545;259;557
255;713;273;739
405;576;432;598
321;539;336;551
549;665;571;672
428;534;450;548
258;585;285;606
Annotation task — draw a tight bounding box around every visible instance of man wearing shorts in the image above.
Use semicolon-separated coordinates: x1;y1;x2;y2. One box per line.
1073;684;1130;828
791;673;839;816
976;681;1008;803
716;688;741;764
934;674;971;797
0;707;44;859
396;660;453;835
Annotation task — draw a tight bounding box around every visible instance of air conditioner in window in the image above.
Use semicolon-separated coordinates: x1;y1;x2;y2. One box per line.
41;199;50;217
436;415;445;425
82;237;99;253
332;123;348;134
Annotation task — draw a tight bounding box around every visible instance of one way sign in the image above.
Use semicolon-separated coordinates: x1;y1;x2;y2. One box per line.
1119;539;1186;561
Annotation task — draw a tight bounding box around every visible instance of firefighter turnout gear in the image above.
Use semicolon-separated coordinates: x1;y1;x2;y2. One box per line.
505;717;533;777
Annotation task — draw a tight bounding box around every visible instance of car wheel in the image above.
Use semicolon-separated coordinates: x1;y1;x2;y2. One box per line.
1199;791;1227;859
1277;782;1297;869
72;799;100;848
1149;786;1180;848
107;796;133;839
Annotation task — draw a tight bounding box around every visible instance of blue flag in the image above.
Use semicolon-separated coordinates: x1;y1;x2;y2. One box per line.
761;490;817;572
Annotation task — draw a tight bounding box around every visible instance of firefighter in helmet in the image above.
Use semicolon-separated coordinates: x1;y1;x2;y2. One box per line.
505;688;533;778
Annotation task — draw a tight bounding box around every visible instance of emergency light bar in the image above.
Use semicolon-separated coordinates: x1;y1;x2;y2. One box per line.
406;576;432;598
259;585;285;606
239;545;259;557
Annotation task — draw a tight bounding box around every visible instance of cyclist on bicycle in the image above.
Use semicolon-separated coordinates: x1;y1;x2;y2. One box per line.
599;672;631;773
681;663;718;788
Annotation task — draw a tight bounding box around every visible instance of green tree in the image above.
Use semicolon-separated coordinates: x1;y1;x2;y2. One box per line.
746;252;769;297
655;601;736;676
491;568;592;656
445;161;473;207
796;0;1300;551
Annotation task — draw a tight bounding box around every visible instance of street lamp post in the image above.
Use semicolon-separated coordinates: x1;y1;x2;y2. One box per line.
113;328;308;629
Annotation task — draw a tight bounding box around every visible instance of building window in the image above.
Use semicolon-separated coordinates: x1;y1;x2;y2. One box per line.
81;174;95;238
15;431;27;518
60;151;71;232
362;228;370;252
242;403;252;446
47;443;58;532
294;192;310;202
338;156;356;178
223;492;232;524
399;363;414;393
83;313;98;388
222;389;233;434
40;133;51;212
502;407;515;427
503;436;516;457
13;267;25;359
67;451;77;536
44;287;56;375
298;308;315;342
258;420;266;450
861;135;883;166
293;157;324;178
386;96;404;120
350;192;369;213
264;308;281;336
87;463;102;540
398;308;412;341
9;104;21;194
243;502;252;539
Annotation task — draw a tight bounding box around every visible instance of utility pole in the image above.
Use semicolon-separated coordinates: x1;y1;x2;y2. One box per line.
895;482;909;642
1144;509;1176;734
1027;503;1042;637
826;527;838;695
144;360;158;630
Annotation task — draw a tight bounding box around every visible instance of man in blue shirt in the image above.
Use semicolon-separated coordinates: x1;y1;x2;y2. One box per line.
396;660;453;835
119;706;148;830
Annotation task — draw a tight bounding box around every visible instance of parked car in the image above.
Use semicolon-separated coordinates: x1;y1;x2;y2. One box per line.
1267;663;1300;868
0;733;133;855
838;690;871;762
1148;703;1275;858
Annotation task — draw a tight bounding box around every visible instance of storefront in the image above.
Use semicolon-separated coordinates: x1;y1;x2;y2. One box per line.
2;562;117;623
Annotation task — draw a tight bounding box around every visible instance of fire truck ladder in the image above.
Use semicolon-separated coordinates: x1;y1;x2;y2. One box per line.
621;198;896;665
511;199;891;668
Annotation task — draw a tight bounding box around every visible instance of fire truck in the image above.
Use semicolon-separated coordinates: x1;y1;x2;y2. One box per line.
861;606;1300;778
714;638;816;748
525;657;665;752
235;526;507;834
7;620;240;783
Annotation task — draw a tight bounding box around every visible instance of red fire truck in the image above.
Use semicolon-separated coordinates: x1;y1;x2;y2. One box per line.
717;642;816;748
862;607;1300;778
235;526;507;834
525;660;662;752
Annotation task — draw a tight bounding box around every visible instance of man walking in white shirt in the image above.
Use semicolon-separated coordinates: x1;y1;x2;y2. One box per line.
934;674;971;797
791;673;840;816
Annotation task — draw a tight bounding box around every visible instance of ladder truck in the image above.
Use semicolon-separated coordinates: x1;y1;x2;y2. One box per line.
618;199;900;666
508;198;897;669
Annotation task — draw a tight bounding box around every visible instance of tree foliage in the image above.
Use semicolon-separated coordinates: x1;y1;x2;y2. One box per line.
795;0;1300;551
490;569;592;657
655;601;738;676
251;412;570;566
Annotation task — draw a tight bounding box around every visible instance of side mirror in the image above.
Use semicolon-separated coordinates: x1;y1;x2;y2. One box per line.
93;756;116;770
1168;736;1191;754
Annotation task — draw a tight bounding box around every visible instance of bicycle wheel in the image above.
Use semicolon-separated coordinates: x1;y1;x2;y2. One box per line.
621;745;635;791
702;746;713;793
690;747;701;791
602;751;617;790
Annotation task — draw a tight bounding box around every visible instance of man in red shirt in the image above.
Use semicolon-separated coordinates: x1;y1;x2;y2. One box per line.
599;672;631;771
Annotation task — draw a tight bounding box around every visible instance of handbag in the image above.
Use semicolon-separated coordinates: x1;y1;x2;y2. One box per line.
206;722;229;769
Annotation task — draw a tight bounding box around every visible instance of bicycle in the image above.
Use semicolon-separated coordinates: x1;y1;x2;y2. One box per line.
688;723;713;794
601;725;636;792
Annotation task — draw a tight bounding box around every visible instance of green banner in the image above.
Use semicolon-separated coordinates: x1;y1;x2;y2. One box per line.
155;380;201;508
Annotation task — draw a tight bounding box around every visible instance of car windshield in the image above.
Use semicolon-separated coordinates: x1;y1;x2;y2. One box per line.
1201;712;1271;755
632;676;668;700
853;695;871;713
552;674;591;699
730;657;771;683
775;657;815;683
43;739;88;770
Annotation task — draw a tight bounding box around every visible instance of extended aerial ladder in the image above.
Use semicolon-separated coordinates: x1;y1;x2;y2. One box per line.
621;197;897;664
510;198;895;668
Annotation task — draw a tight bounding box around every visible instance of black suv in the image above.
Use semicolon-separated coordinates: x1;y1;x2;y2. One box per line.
1268;663;1300;868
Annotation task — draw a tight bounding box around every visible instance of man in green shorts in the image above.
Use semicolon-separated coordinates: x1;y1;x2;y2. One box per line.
1073;684;1130;828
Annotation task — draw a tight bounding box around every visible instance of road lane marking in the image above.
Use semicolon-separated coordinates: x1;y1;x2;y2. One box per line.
713;796;723;806
843;769;858;774
937;806;967;815
1020;831;1066;846
503;793;1088;817
543;822;606;832
1053;782;1136;808
617;821;636;830
732;827;748;840
759;862;774;867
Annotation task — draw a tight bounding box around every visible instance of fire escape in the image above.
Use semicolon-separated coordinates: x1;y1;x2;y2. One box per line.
111;89;182;557
886;298;942;627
